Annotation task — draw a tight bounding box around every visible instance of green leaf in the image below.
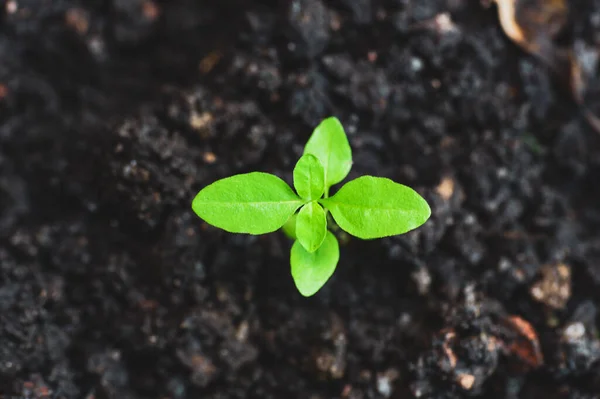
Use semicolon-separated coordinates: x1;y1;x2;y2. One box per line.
293;154;325;200
320;176;431;239
296;202;327;252
192;172;304;234
282;213;298;240
304;117;352;189
291;231;340;297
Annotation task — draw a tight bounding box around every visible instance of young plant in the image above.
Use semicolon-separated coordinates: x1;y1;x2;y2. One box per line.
192;117;431;297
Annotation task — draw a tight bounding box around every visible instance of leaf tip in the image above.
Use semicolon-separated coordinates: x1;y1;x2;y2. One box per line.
290;232;340;298
417;191;432;223
296;285;320;297
191;189;205;217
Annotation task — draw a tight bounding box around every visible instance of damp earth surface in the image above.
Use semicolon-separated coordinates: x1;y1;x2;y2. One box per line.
1;0;600;398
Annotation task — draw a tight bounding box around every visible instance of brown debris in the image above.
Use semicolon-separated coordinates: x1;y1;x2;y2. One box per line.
429;327;500;392
493;0;568;67
65;8;89;35
22;375;52;398
440;329;458;369
0;83;7;99
492;0;600;132
199;51;223;74
502;315;544;368
341;384;353;397
530;262;571;309
142;1;160;21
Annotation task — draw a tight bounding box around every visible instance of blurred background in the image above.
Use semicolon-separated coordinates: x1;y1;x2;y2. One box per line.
1;0;600;398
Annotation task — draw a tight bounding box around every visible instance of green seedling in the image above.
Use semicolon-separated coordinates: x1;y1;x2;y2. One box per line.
192;117;431;296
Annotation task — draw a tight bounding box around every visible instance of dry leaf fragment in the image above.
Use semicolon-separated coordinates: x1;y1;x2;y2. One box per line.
493;0;568;68
199;51;223;74
502;315;544;368
493;0;600;132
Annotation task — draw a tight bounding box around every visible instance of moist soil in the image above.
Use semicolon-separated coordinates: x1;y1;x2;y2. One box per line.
2;1;600;398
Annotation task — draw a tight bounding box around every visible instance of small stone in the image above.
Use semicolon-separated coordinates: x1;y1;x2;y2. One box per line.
530;263;571;309
436;176;455;200
6;1;17;14
376;369;399;397
563;322;585;341
203;152;217;164
190;112;213;131
457;373;475;390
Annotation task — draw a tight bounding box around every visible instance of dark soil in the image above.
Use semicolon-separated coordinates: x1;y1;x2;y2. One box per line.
2;0;600;398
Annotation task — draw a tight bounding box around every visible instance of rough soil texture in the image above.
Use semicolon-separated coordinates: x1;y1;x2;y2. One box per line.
2;0;600;398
